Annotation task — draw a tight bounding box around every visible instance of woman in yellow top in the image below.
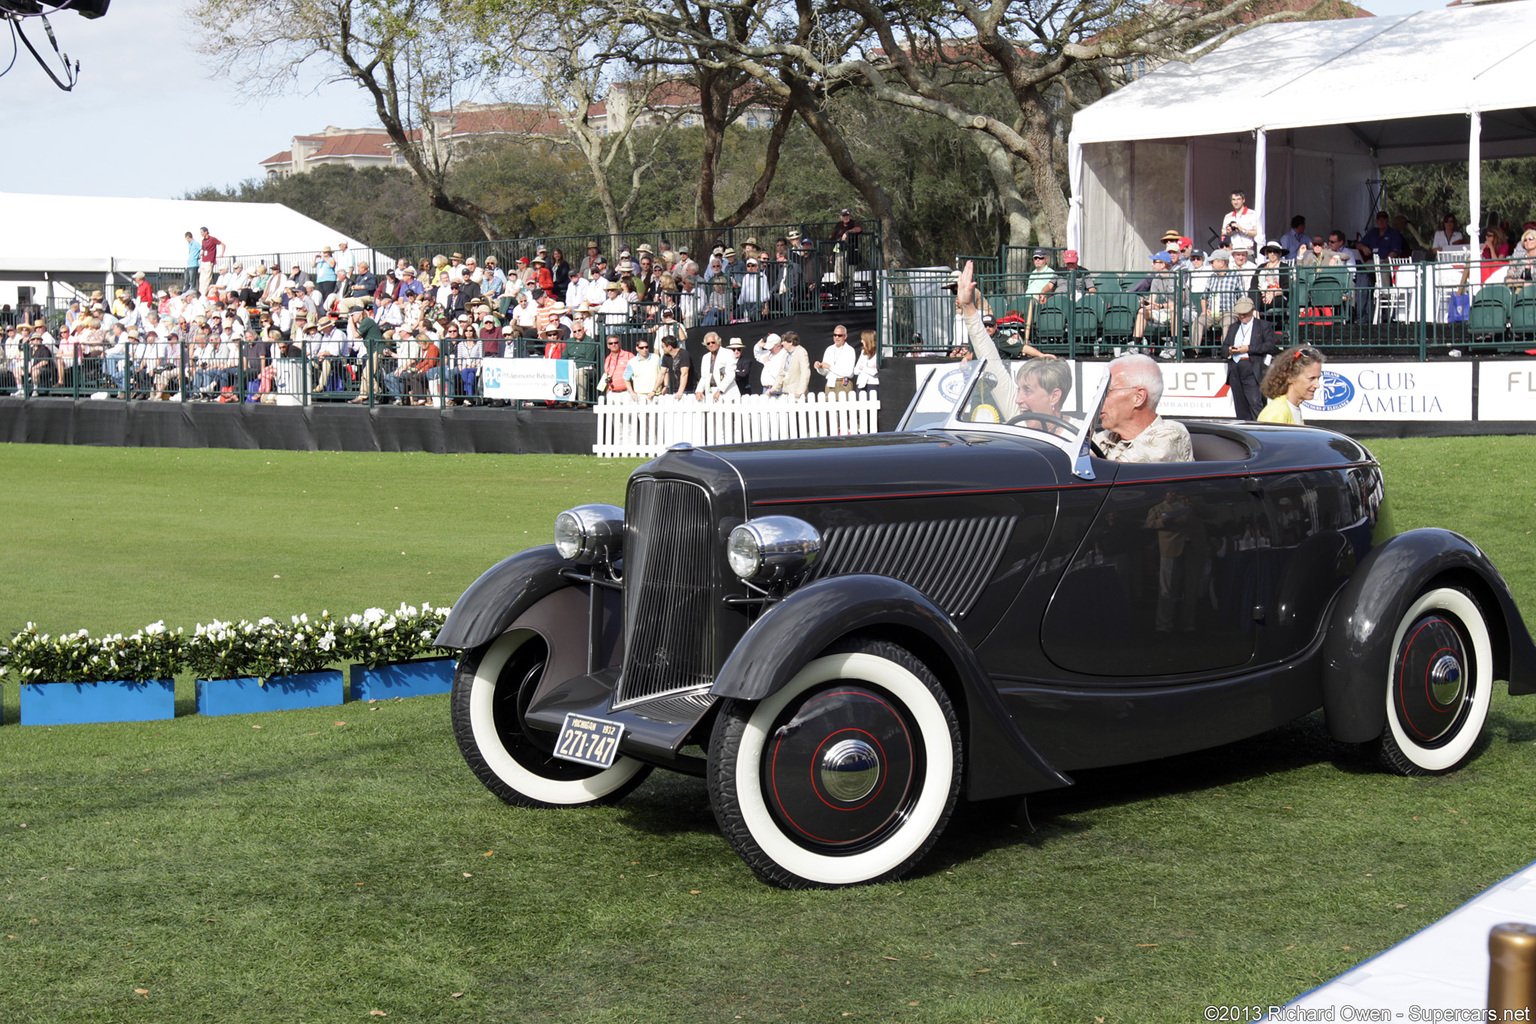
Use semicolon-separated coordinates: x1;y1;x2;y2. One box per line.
1257;346;1324;425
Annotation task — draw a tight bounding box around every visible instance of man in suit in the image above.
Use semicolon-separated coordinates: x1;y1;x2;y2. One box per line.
1221;297;1278;419
774;331;811;398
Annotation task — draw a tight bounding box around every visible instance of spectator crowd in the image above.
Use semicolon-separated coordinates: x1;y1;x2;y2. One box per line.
1;213;873;405
961;195;1536;363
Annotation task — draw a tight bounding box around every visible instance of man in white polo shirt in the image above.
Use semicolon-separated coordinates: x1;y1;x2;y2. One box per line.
814;324;857;395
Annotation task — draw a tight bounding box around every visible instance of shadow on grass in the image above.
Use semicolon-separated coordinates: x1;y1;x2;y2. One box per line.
615;772;717;836
591;701;1531;881
927;709;1483;873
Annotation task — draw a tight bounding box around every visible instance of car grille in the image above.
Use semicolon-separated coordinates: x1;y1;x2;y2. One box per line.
806;516;1016;618
615;478;716;707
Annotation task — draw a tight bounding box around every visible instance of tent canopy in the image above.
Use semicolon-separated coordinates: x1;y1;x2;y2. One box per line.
1073;4;1536;159
0;193;367;275
1067;1;1536;268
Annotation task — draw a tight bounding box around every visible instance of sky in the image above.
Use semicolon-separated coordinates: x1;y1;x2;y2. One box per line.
3;0;381;199
1;0;1453;202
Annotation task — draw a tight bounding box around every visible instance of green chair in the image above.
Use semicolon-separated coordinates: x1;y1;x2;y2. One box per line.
1100;297;1137;344
1071;296;1102;348
1479;283;1514;319
1511;293;1536;340
1469;294;1510;343
1032;295;1070;347
1300;268;1348;329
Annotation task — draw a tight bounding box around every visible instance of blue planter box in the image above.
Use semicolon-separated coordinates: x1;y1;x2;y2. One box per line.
195;670;344;717
349;657;456;701
20;678;175;726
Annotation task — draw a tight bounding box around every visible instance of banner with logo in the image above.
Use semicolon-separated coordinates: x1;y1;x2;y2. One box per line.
1302;362;1472;421
916;359;1237;420
915;360;1099;418
483;358;580;401
1158;362;1237;418
912;359;1479;425
1477;361;1536;420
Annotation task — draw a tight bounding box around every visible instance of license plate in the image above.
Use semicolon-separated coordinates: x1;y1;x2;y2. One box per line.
553;713;626;769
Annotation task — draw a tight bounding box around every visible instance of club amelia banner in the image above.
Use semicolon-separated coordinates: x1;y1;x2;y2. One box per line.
1300;362;1473;421
483;358;580;401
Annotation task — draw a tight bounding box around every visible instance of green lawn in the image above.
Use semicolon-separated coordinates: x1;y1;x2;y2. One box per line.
0;445;640;636
0;437;1534;1023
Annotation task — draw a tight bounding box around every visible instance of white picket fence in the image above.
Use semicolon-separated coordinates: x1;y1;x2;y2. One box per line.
592;391;881;457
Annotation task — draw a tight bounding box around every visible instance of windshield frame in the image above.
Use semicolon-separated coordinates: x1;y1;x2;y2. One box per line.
900;358;1109;479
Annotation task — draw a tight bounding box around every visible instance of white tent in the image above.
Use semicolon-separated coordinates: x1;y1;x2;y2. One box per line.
0;193;372;310
1067;1;1536;270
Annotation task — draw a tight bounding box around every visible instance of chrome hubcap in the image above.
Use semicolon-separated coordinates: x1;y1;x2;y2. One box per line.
1430;654;1464;706
818;738;882;802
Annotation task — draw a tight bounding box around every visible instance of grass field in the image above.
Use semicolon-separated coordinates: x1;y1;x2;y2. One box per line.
0;445;640;637
1;437;1534;1023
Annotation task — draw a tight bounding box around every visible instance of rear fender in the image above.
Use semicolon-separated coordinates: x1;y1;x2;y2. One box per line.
1322;528;1536;742
436;545;575;651
710;574;1071;799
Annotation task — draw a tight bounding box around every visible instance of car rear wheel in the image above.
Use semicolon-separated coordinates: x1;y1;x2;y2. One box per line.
708;638;962;889
451;627;650;807
1378;587;1493;776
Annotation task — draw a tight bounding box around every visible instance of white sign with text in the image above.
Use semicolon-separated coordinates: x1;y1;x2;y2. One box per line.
1301;362;1472;421
1477;361;1536;420
482;357;579;401
914;359;1478;423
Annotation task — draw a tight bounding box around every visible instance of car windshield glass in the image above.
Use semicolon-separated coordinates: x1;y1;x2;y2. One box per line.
901;356;1106;459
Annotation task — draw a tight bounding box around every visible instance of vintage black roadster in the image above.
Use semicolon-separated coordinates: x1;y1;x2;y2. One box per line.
436;359;1536;888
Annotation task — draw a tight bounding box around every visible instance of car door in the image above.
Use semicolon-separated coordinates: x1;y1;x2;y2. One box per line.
1040;457;1268;678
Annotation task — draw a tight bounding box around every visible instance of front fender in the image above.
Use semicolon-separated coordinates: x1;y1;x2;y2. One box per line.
711;575;1071;800
1322;527;1536;742
435;545;574;651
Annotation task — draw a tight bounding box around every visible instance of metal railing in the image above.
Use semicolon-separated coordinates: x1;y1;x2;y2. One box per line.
2;339;600;408
878;256;1536;360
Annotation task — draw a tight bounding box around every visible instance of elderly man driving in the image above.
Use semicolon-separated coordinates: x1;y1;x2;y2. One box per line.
1094;354;1192;463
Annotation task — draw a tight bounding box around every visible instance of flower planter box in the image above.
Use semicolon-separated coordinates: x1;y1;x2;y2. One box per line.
195;669;344;717
20;679;175;726
349;657;456;701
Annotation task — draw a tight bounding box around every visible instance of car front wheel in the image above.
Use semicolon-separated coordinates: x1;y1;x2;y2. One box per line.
451;627;650;807
708;638;962;889
1378;586;1493;775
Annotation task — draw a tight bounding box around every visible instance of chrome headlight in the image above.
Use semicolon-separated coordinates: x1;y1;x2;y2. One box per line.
553;503;625;563
727;516;822;586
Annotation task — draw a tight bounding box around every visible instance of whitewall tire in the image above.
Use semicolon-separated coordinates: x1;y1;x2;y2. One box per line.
1378;587;1493;775
708;639;962;889
451;628;649;807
